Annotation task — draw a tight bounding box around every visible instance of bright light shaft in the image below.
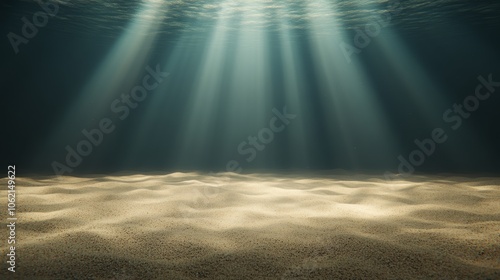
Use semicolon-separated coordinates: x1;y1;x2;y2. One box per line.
306;0;397;166
43;0;165;148
276;8;313;166
176;1;234;163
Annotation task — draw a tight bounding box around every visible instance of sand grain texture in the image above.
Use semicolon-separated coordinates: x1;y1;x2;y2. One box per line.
1;172;500;279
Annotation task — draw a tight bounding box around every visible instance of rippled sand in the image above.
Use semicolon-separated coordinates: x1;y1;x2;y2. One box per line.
1;172;499;279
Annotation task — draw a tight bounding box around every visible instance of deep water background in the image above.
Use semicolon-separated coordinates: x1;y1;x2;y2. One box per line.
1;0;500;175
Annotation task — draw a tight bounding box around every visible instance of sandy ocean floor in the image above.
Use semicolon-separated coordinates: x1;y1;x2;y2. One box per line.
1;172;499;279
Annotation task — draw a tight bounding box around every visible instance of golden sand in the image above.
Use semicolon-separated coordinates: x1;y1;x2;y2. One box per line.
1;172;499;279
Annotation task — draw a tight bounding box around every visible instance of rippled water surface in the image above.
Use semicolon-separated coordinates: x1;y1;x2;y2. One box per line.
3;0;500;38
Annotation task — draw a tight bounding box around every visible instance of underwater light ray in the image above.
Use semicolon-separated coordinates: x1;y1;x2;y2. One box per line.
172;1;235;167
38;0;165;156
119;32;203;168
216;0;278;168
376;32;452;127
306;0;398;168
275;7;315;168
